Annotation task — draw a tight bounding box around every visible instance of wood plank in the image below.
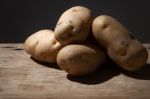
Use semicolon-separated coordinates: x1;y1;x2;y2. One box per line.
0;44;150;99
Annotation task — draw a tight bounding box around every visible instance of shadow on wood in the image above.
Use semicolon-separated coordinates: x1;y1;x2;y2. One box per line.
67;59;121;85
30;57;61;70
122;63;150;80
67;59;150;84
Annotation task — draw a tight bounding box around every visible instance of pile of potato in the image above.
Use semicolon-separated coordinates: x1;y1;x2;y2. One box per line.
24;6;148;76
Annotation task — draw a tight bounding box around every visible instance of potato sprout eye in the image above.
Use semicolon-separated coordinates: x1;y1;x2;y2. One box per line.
122;41;129;47
57;22;62;26
72;9;77;12
102;24;108;29
69;20;72;24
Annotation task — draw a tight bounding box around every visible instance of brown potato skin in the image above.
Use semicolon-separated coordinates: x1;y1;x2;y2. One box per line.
24;29;62;63
54;6;92;45
57;44;106;76
92;15;148;71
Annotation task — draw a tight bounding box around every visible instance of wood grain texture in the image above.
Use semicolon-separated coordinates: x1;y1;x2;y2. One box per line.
0;44;150;99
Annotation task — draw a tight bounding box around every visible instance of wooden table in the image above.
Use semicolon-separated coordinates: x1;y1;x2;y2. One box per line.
0;44;150;99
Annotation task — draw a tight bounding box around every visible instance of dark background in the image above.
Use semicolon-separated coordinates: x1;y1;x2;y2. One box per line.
0;0;150;43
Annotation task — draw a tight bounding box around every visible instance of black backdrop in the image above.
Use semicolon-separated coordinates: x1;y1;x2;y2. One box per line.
1;0;150;43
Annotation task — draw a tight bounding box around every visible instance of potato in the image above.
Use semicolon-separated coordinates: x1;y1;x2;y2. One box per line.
24;29;62;63
92;15;148;71
57;44;106;76
54;6;92;45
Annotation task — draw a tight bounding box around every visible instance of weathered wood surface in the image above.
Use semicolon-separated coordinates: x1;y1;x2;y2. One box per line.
0;44;150;99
